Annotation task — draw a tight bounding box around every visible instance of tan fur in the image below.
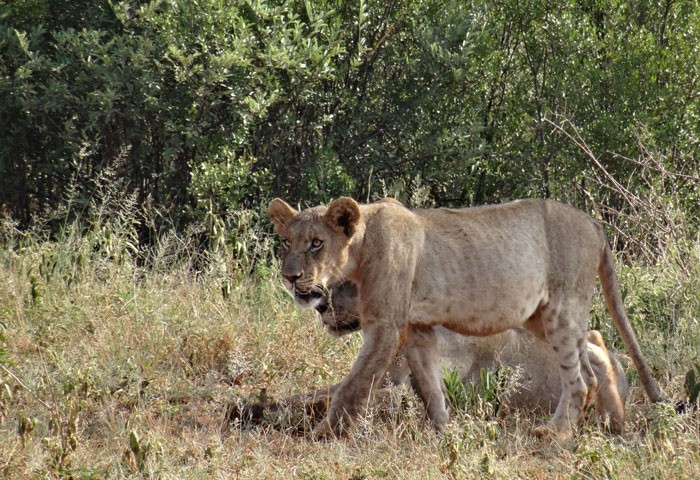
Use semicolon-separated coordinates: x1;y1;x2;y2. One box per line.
269;197;665;438
316;281;628;432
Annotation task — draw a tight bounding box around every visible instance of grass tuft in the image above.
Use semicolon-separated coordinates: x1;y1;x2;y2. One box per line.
1;202;699;478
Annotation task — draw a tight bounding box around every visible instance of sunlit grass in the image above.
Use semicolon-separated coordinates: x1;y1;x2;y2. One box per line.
1;214;699;479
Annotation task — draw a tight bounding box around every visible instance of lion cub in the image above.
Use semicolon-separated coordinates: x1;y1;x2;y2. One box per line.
228;283;628;435
317;281;629;432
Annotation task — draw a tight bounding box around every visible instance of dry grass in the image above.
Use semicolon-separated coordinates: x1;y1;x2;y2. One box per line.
1;219;699;479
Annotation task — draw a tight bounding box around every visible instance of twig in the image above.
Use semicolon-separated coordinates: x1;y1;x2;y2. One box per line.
545;118;643;207
611;152;700;181
1;440;19;471
0;364;53;411
546;117;693;276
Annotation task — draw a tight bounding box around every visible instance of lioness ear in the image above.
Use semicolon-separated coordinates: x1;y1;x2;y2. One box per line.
325;197;360;237
269;198;298;235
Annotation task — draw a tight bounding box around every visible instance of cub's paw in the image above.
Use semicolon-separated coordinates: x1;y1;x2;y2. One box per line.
532;424;573;441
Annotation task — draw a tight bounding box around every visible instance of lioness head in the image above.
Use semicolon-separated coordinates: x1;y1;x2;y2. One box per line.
269;197;360;309
314;281;361;337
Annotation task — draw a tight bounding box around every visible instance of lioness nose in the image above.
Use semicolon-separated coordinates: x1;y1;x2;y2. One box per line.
283;273;301;284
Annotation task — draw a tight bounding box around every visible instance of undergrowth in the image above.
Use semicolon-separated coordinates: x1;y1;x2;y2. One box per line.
0;195;699;479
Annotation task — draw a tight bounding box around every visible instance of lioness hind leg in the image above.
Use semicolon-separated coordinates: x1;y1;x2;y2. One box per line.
542;301;590;439
403;325;449;431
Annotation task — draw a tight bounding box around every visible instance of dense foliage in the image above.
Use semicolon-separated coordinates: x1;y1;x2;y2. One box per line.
1;0;698;235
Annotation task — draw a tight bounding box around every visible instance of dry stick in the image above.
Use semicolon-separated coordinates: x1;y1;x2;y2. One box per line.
1;439;19;471
0;364;53;411
610;149;689;272
547;118;693;276
631;147;694;270
626;135;699;181
552;121;651;255
546;119;644;207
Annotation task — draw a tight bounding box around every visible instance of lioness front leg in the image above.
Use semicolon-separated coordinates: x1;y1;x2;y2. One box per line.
314;322;402;438
403;325;449;431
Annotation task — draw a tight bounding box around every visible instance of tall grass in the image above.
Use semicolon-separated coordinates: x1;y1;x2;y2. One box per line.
1;191;699;478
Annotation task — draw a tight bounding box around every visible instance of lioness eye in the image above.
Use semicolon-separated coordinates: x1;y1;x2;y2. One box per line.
310;239;323;250
281;238;290;249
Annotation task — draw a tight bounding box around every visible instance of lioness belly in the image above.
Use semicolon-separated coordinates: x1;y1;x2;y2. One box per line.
409;293;545;336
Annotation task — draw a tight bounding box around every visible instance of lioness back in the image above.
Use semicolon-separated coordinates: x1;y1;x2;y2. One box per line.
406;200;601;336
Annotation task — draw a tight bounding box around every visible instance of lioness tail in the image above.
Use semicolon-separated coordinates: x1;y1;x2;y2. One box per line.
598;239;666;403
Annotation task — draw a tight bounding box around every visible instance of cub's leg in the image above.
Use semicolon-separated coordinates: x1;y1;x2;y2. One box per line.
580;336;599;409
587;330;625;433
403;325;449;431
541;299;591;439
384;352;411;386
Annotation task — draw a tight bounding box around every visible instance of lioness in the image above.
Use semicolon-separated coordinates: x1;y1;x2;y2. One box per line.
317;281;628;432
269;197;665;438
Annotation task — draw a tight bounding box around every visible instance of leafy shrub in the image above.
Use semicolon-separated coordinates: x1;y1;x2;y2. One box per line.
443;366;508;418
2;0;699;238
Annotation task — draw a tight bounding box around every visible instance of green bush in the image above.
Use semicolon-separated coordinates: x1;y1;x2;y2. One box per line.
1;0;698;242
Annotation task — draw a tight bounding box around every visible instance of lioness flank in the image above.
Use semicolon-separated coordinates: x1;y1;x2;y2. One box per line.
268;197;666;439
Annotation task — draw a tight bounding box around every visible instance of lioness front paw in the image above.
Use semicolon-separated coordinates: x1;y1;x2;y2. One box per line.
311;406;355;440
311;416;340;440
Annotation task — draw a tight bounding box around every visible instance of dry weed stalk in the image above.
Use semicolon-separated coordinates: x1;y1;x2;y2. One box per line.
548;118;697;276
